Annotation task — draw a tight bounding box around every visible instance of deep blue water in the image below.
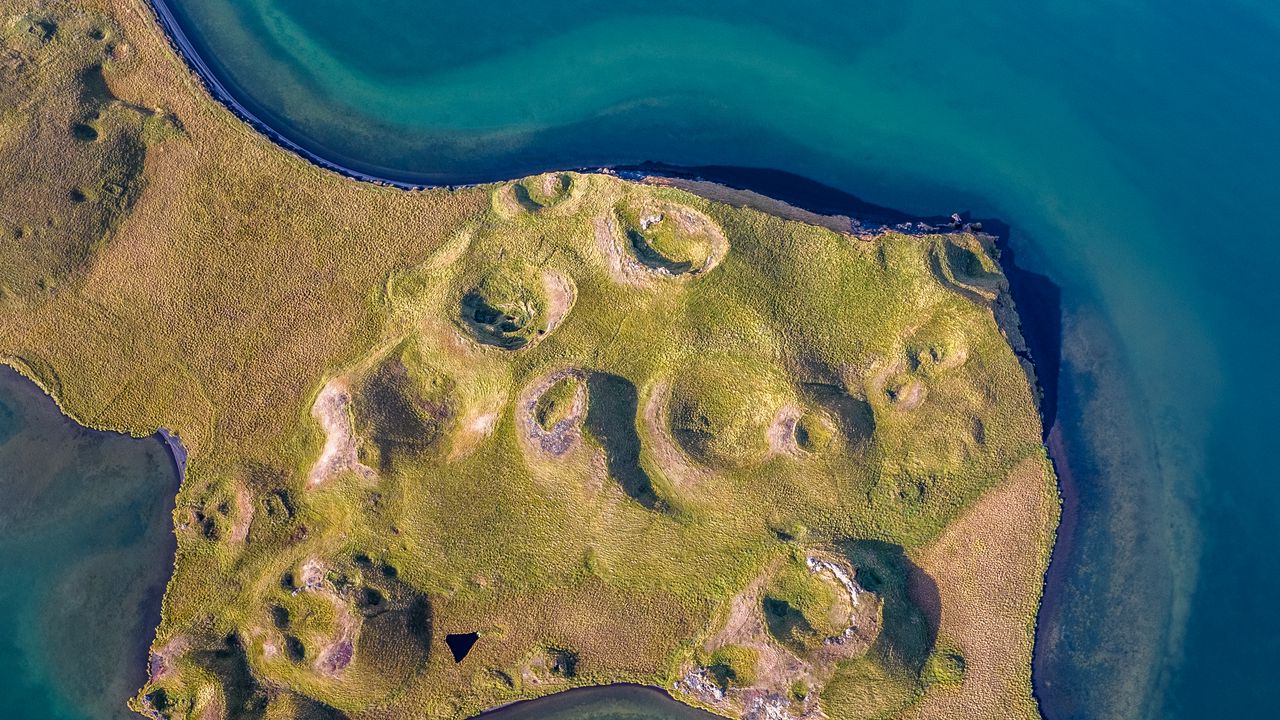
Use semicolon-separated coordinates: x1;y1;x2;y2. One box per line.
0;368;178;720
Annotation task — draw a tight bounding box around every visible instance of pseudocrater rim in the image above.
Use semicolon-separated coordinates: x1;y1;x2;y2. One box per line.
517;369;588;459
492;172;581;218
758;551;869;657
617;197;723;275
595;191;729;285
349;344;457;471
459;264;550;351
666;355;794;471
457;262;575;351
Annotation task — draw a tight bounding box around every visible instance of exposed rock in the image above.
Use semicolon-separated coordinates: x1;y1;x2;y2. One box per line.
307;379;377;486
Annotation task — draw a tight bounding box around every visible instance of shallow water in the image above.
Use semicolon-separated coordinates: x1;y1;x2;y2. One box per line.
0;368;177;720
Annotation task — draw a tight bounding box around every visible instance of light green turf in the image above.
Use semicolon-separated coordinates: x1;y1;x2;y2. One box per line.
763;556;847;649
707;645;760;689
616;201;714;273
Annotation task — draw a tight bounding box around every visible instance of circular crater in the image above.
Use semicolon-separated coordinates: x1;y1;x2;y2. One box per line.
884;375;926;411
457;266;575;351
604;198;728;280
517;173;575;211
518;370;588;458
459;264;550;350
534;373;585;433
800;383;877;450
761;555;856;653
350;350;455;470
906;314;970;375
794;410;837;453
668;356;790;470
494;173;577;216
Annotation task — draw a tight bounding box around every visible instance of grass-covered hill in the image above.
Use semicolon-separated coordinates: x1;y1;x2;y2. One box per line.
0;2;1058;720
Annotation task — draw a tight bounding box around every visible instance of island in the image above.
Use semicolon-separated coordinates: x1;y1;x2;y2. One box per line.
0;2;1059;720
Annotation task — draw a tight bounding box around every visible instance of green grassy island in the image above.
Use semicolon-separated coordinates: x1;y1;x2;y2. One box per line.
0;2;1059;719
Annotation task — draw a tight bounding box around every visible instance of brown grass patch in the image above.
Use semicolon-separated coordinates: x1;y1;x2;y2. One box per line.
902;456;1058;720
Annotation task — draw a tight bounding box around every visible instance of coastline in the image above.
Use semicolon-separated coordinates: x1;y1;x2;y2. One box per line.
147;0;511;192
1034;424;1081;715
0;366;181;720
156;427;188;481
144;0;1045;256
72;3;1071;718
0;358;190;484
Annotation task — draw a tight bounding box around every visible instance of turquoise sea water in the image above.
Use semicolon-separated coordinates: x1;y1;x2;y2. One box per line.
0;368;178;720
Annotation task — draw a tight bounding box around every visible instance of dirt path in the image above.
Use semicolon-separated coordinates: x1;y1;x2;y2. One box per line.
227;483;253;543
541;269;576;337
449;408;500;461
767;404;803;456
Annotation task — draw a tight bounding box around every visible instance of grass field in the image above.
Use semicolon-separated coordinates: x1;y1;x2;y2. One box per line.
0;2;1059;719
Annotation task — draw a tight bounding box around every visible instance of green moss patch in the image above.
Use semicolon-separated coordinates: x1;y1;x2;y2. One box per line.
707;644;759;688
534;375;582;431
668;355;790;469
795;410;836;452
922;646;966;688
459;264;549;349
617;200;716;275
762;556;849;651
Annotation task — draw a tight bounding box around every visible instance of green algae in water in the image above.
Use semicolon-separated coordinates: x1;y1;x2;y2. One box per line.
0;368;177;720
